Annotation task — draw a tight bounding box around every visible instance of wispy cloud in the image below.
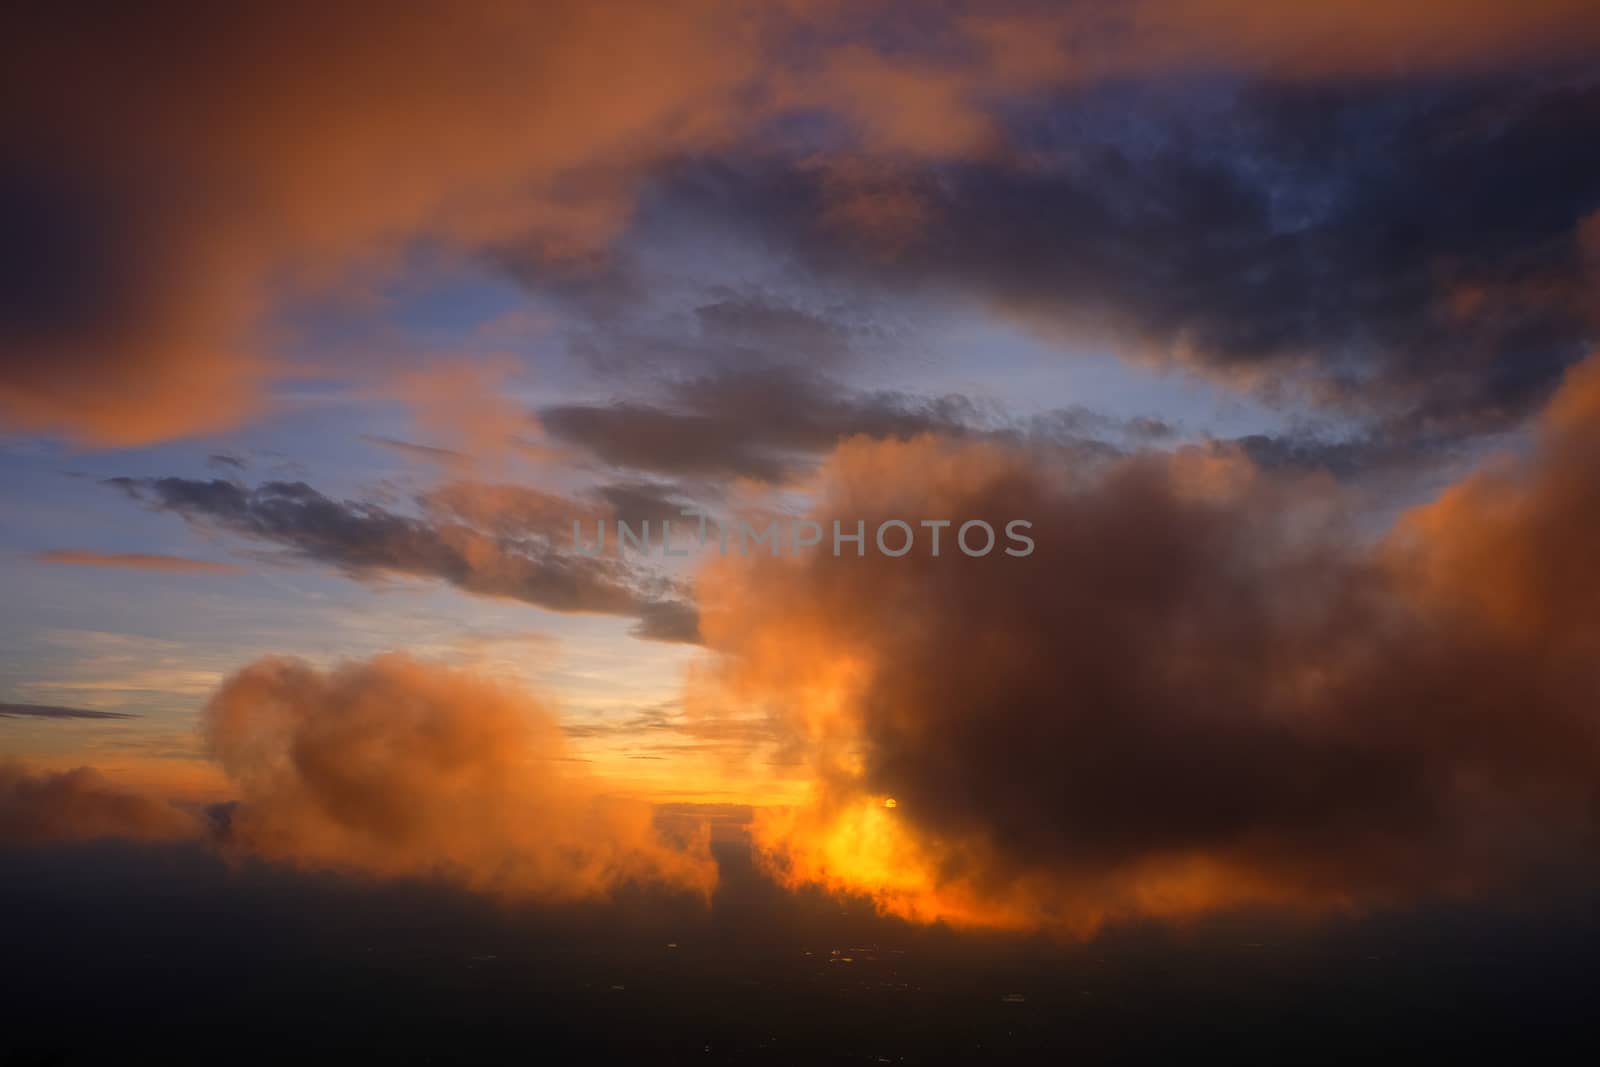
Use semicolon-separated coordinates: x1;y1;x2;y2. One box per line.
32;550;248;575
0;702;137;721
105;477;699;643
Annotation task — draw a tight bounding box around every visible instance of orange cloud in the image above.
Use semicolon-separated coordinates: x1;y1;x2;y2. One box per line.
2;1;761;444
690;357;1600;934
1391;353;1600;643
0;763;200;845
6;2;1596;444
205;654;717;900
32;550;247;575
3;655;717;904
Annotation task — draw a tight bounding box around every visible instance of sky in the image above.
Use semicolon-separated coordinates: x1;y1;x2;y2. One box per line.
3;0;1600;972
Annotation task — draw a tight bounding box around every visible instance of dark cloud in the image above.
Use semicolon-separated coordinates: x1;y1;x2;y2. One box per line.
535;285;883;377
595;481;703;531
1229;431;1403;477
0;148;259;444
540;366;988;481
653;74;1600;447
7;2;1598;445
105;476;699;642
543;403;791;482
540;364;1203;484
697;355;1600;932
629;600;703;645
0;702;136;721
1216;420;1488;490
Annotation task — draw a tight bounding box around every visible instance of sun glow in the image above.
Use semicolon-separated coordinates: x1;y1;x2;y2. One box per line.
751;793;1043;930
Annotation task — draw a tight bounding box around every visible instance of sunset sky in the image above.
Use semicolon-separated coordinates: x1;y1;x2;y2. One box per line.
4;0;1600;991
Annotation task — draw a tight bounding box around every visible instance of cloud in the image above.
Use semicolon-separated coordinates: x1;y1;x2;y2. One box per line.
539;366;987;481
765;3;1600;150
359;435;471;467
0;702;137;721
932;2;1600;92
7;3;1595;444
689;355;1600;934
1;0;761;444
0;763;198;844
539;365;1205;485
204;654;717;899
655;74;1600;443
380;362;537;465
0;149;265;444
105;476;700;642
593;481;704;531
1391;349;1600;644
32;550;248;575
1;657;719;902
561;699;783;764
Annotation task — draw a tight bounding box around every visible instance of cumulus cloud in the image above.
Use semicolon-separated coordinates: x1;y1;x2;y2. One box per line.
0;764;198;844
2;657;717;902
204;655;716;899
690;355;1600;935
